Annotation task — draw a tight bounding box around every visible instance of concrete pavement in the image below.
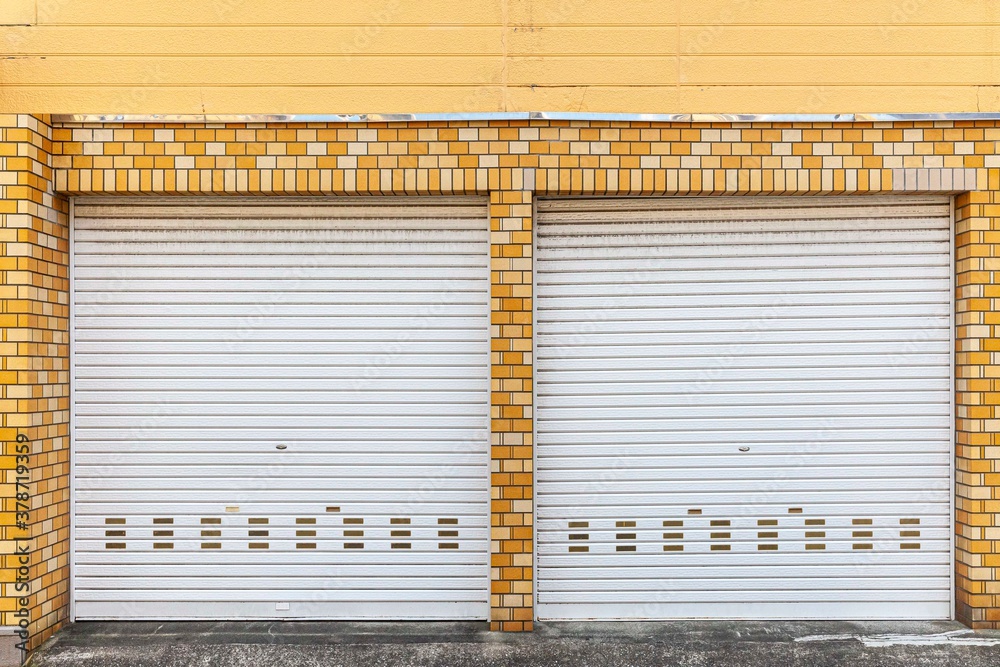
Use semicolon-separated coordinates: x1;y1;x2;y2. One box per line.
30;620;1000;666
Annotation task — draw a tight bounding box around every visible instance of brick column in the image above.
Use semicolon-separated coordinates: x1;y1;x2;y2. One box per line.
955;190;1000;628
0;114;70;651
488;189;534;630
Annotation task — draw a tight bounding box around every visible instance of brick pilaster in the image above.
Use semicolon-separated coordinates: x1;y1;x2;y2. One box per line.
955;190;1000;628
0;114;70;650
488;189;534;630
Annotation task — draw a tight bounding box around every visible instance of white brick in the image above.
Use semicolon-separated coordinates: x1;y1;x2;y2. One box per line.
821;170;833;192
720;129;741;142
357;129;378;142
307;142;326;156
782;129;802;142
845;169;857;192
725;169;738;191
206;142;225;156
153;129;173;142
523;168;536;190
175;156;195;169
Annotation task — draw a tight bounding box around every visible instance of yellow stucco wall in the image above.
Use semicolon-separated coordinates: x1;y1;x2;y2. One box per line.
1;0;999;114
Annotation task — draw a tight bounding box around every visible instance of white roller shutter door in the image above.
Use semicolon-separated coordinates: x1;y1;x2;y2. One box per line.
535;196;953;620
71;197;490;620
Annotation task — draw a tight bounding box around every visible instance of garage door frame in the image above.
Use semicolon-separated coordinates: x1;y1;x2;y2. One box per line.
531;194;956;622
67;195;493;622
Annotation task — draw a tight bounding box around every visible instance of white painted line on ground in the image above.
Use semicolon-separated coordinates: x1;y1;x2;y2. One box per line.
795;629;1000;647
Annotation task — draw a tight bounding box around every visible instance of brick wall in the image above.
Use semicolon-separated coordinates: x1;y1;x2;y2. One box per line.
489;189;534;630
0;114;70;653
4;117;1000;652
955;191;1000;626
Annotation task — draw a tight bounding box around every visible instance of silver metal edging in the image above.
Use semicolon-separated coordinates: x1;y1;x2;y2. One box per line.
51;111;1000;124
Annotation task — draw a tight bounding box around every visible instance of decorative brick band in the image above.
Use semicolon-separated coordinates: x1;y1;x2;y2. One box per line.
52;122;1000;197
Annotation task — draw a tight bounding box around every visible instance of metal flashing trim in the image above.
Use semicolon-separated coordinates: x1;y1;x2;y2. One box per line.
50;111;1000;124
